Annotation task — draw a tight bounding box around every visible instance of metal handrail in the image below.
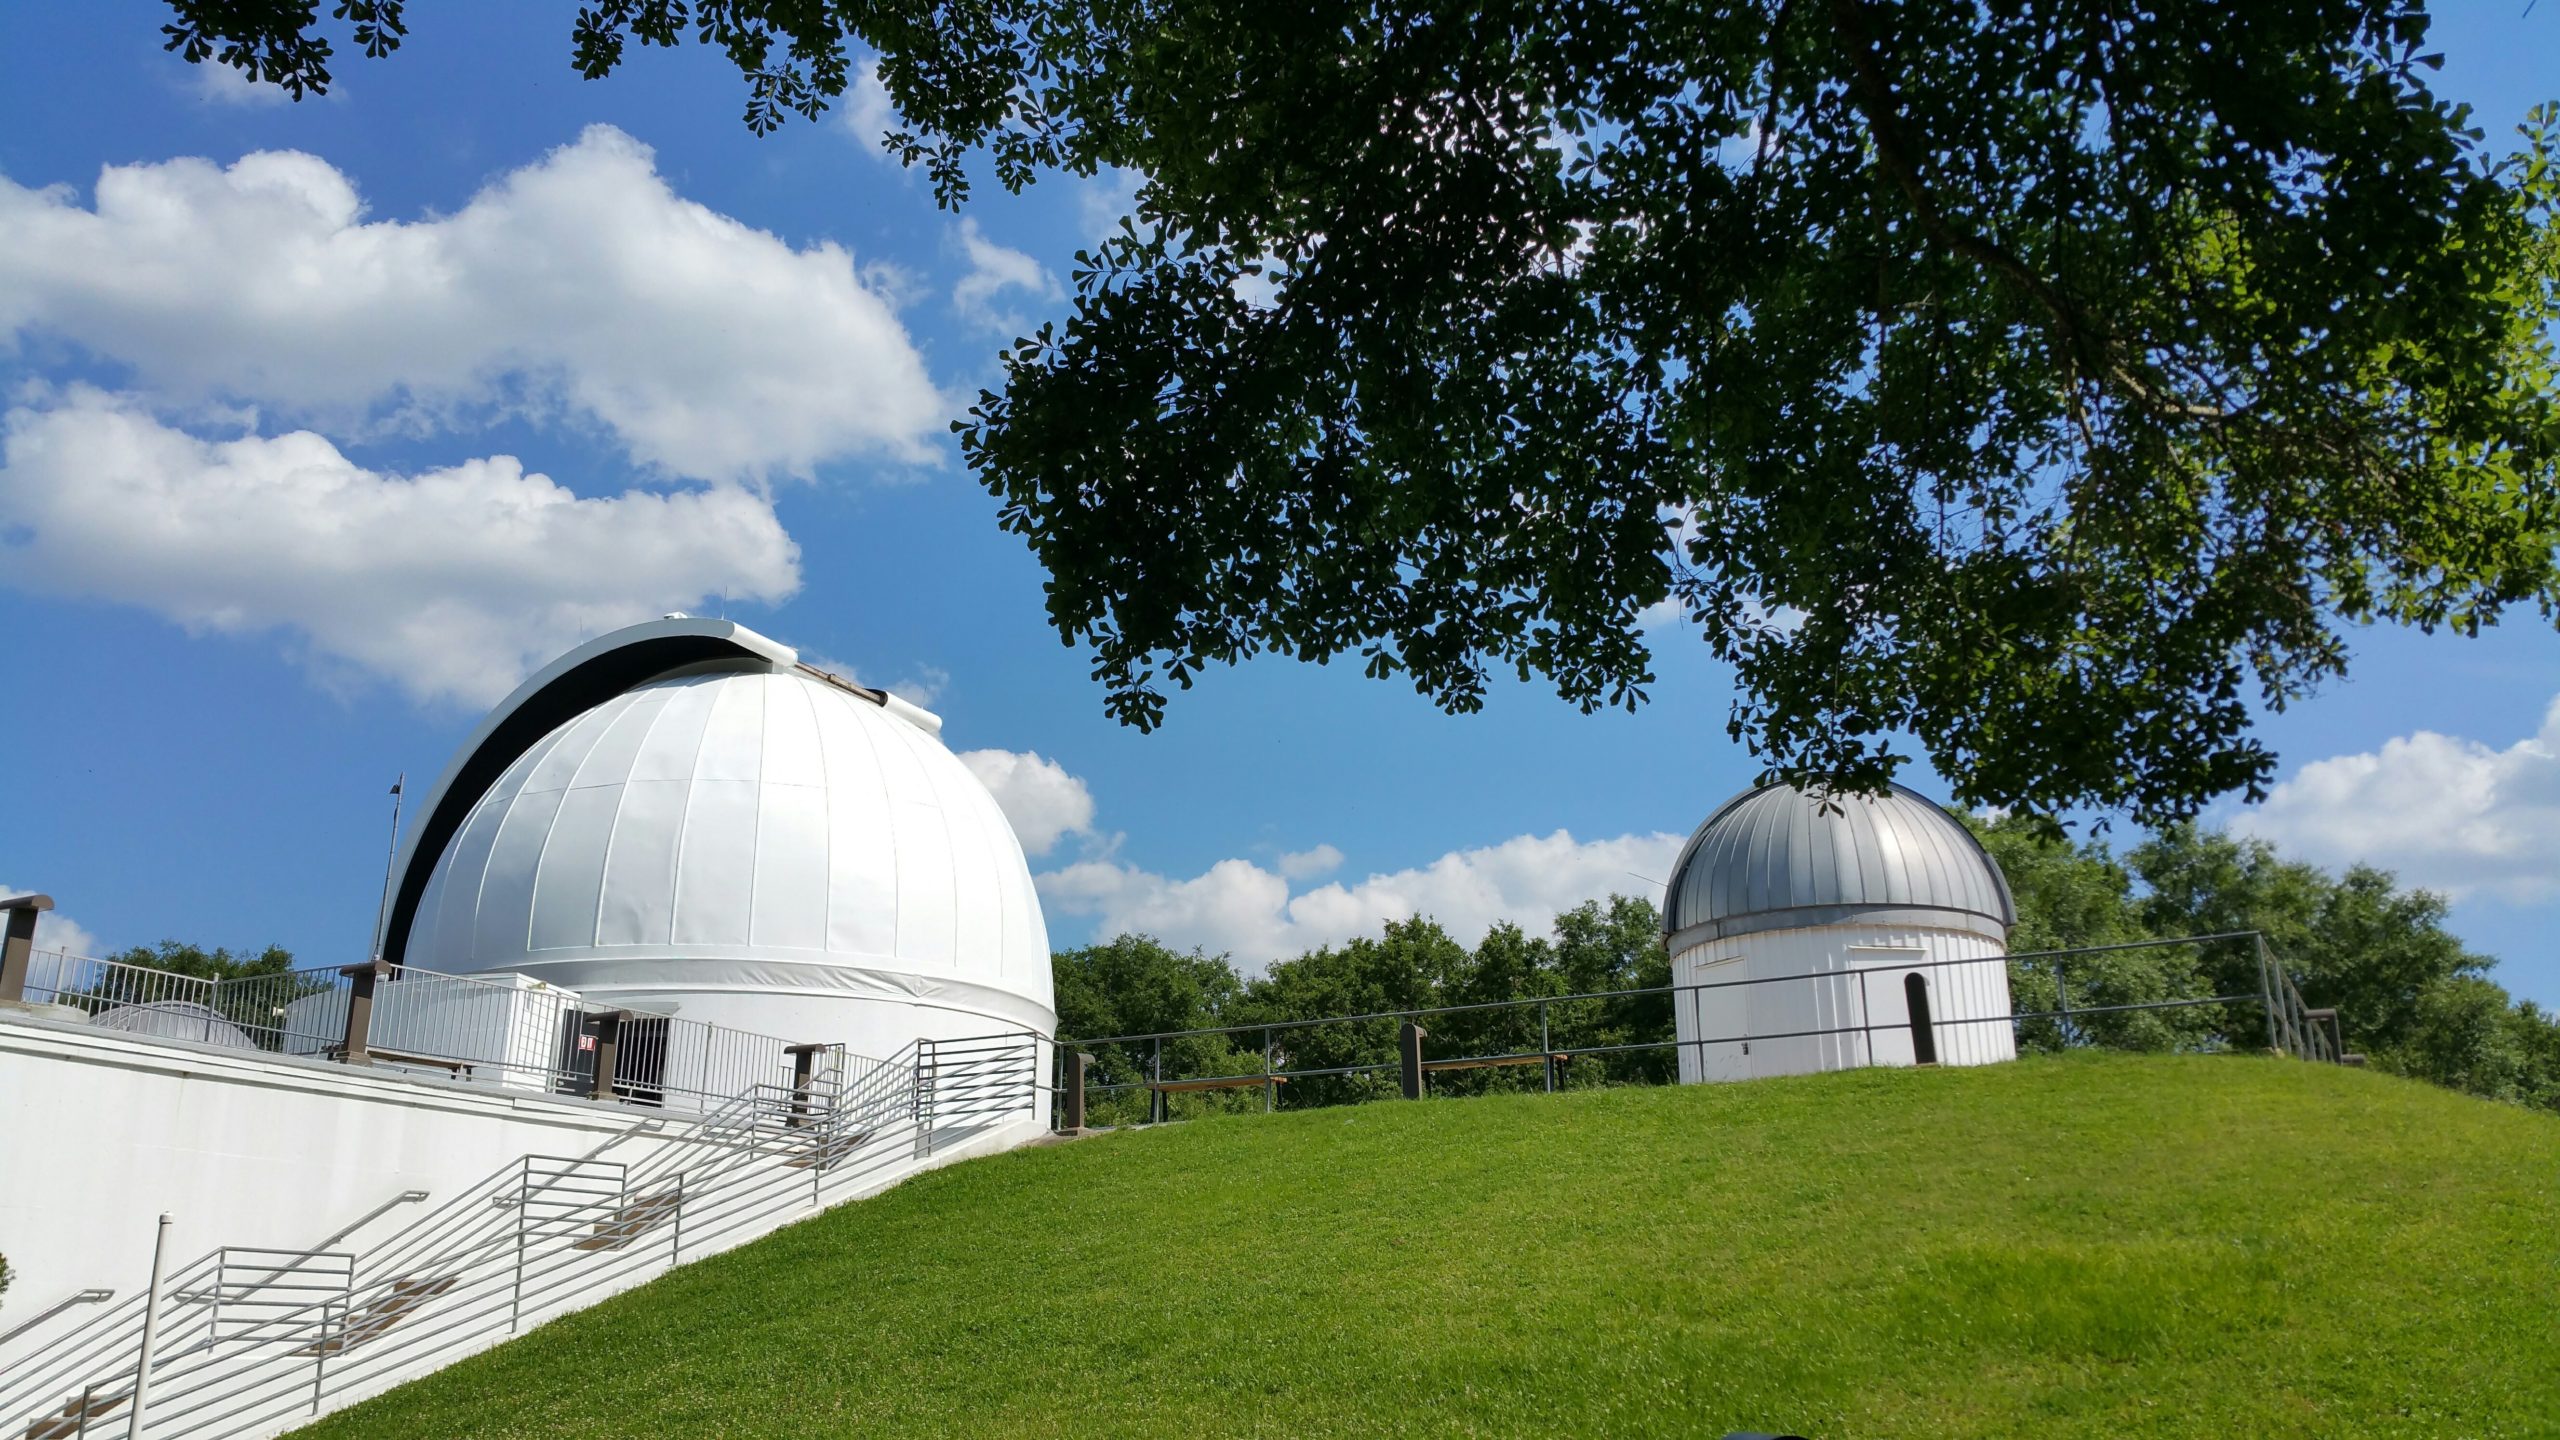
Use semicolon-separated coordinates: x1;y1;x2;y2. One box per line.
2;1034;1048;1440
0;1287;113;1352
1062;933;2278;1049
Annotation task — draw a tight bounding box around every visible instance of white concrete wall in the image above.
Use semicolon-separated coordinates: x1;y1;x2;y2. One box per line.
0;1011;675;1329
0;1007;1045;1433
1670;924;2016;1083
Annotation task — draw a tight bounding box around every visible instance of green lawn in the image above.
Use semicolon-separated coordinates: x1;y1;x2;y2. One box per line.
297;1054;2560;1438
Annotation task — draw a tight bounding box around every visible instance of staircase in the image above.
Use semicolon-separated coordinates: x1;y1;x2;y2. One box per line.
0;1034;1045;1440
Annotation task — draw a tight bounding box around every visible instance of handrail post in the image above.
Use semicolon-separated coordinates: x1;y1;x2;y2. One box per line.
1398;1021;1428;1100
1061;1050;1091;1131
126;1213;172;1440
589;1010;629;1101
337;962;382;1066
784;1042;826;1129
0;892;53;1003
2254;934;2281;1055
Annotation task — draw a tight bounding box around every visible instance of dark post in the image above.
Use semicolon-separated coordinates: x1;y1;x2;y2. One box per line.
337;962;382;1065
1061;1051;1091;1131
1398;1021;1428;1100
0;894;53;1004
784;1042;826;1128
589;1010;629;1101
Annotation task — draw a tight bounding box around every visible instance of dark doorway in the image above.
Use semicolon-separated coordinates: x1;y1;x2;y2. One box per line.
1904;973;1938;1066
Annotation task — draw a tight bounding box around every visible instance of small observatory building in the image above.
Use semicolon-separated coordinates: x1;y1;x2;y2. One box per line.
1662;782;2016;1082
381;616;1056;1078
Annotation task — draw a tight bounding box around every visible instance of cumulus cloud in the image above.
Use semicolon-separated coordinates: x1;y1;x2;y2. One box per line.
0;125;945;481
839;58;898;157
1276;844;1344;881
1075;167;1144;240
959;749;1097;857
0;885;103;960
950;218;1060;335
2233;697;2560;904
189;63;288;108
1039;829;1685;969
0;392;800;706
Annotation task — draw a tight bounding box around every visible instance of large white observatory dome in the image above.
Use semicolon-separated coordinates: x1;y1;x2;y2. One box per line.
385;618;1053;1063
1663;782;2016;1083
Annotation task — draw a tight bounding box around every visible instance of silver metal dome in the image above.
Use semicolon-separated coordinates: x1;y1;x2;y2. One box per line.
1662;783;2015;948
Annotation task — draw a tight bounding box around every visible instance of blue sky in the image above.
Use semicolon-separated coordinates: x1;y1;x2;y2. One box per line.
3;2;2556;1003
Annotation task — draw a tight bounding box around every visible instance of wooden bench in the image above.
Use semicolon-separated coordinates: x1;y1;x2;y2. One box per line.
1421;1054;1570;1074
338;1045;475;1077
1145;1074;1287;1094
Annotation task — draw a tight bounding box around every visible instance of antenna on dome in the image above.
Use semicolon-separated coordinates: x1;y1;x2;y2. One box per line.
368;774;405;965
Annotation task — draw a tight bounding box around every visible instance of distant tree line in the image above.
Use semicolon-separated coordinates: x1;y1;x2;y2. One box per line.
1055;825;2560;1123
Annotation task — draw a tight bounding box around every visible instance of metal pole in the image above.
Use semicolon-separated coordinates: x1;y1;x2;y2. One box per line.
126;1213;172;1440
368;776;405;963
1858;968;1874;1068
1151;1037;1163;1125
2054;960;2072;1045
1263;1029;1275;1114
2255;934;2280;1055
1540;1001;1553;1093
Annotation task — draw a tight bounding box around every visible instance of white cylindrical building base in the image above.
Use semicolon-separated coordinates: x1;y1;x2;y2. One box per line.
1671;924;2017;1083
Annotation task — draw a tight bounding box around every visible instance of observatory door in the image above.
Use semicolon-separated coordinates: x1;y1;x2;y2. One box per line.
553;1008;670;1104
1904;973;1938;1066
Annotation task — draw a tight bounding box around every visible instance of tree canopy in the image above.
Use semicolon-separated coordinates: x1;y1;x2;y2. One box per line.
154;1;2560;821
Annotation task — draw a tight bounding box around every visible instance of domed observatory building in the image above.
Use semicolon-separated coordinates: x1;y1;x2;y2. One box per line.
381;617;1055;1096
1662;783;2016;1082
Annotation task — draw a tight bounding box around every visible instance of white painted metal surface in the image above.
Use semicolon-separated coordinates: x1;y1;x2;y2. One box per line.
403;664;1054;1062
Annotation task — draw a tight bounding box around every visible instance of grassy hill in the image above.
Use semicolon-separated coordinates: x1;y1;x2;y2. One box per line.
296;1055;2559;1439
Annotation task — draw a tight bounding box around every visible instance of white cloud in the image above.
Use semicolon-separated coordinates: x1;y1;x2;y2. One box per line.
950;218;1060;335
0;886;102;960
839;58;898;157
959;749;1097;857
1075;167;1144;240
1277;844;1344;881
2233;695;2560;903
190;63;288;109
0;125;946;481
0;392;800;706
1039;829;1684;968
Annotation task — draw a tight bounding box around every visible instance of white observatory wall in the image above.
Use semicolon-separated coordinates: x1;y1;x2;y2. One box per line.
1669;924;2015;1082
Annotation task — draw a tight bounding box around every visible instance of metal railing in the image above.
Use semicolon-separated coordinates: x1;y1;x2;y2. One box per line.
0;1036;1052;1440
19;951;219;1023
5;948;827;1122
1058;933;2347;1126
